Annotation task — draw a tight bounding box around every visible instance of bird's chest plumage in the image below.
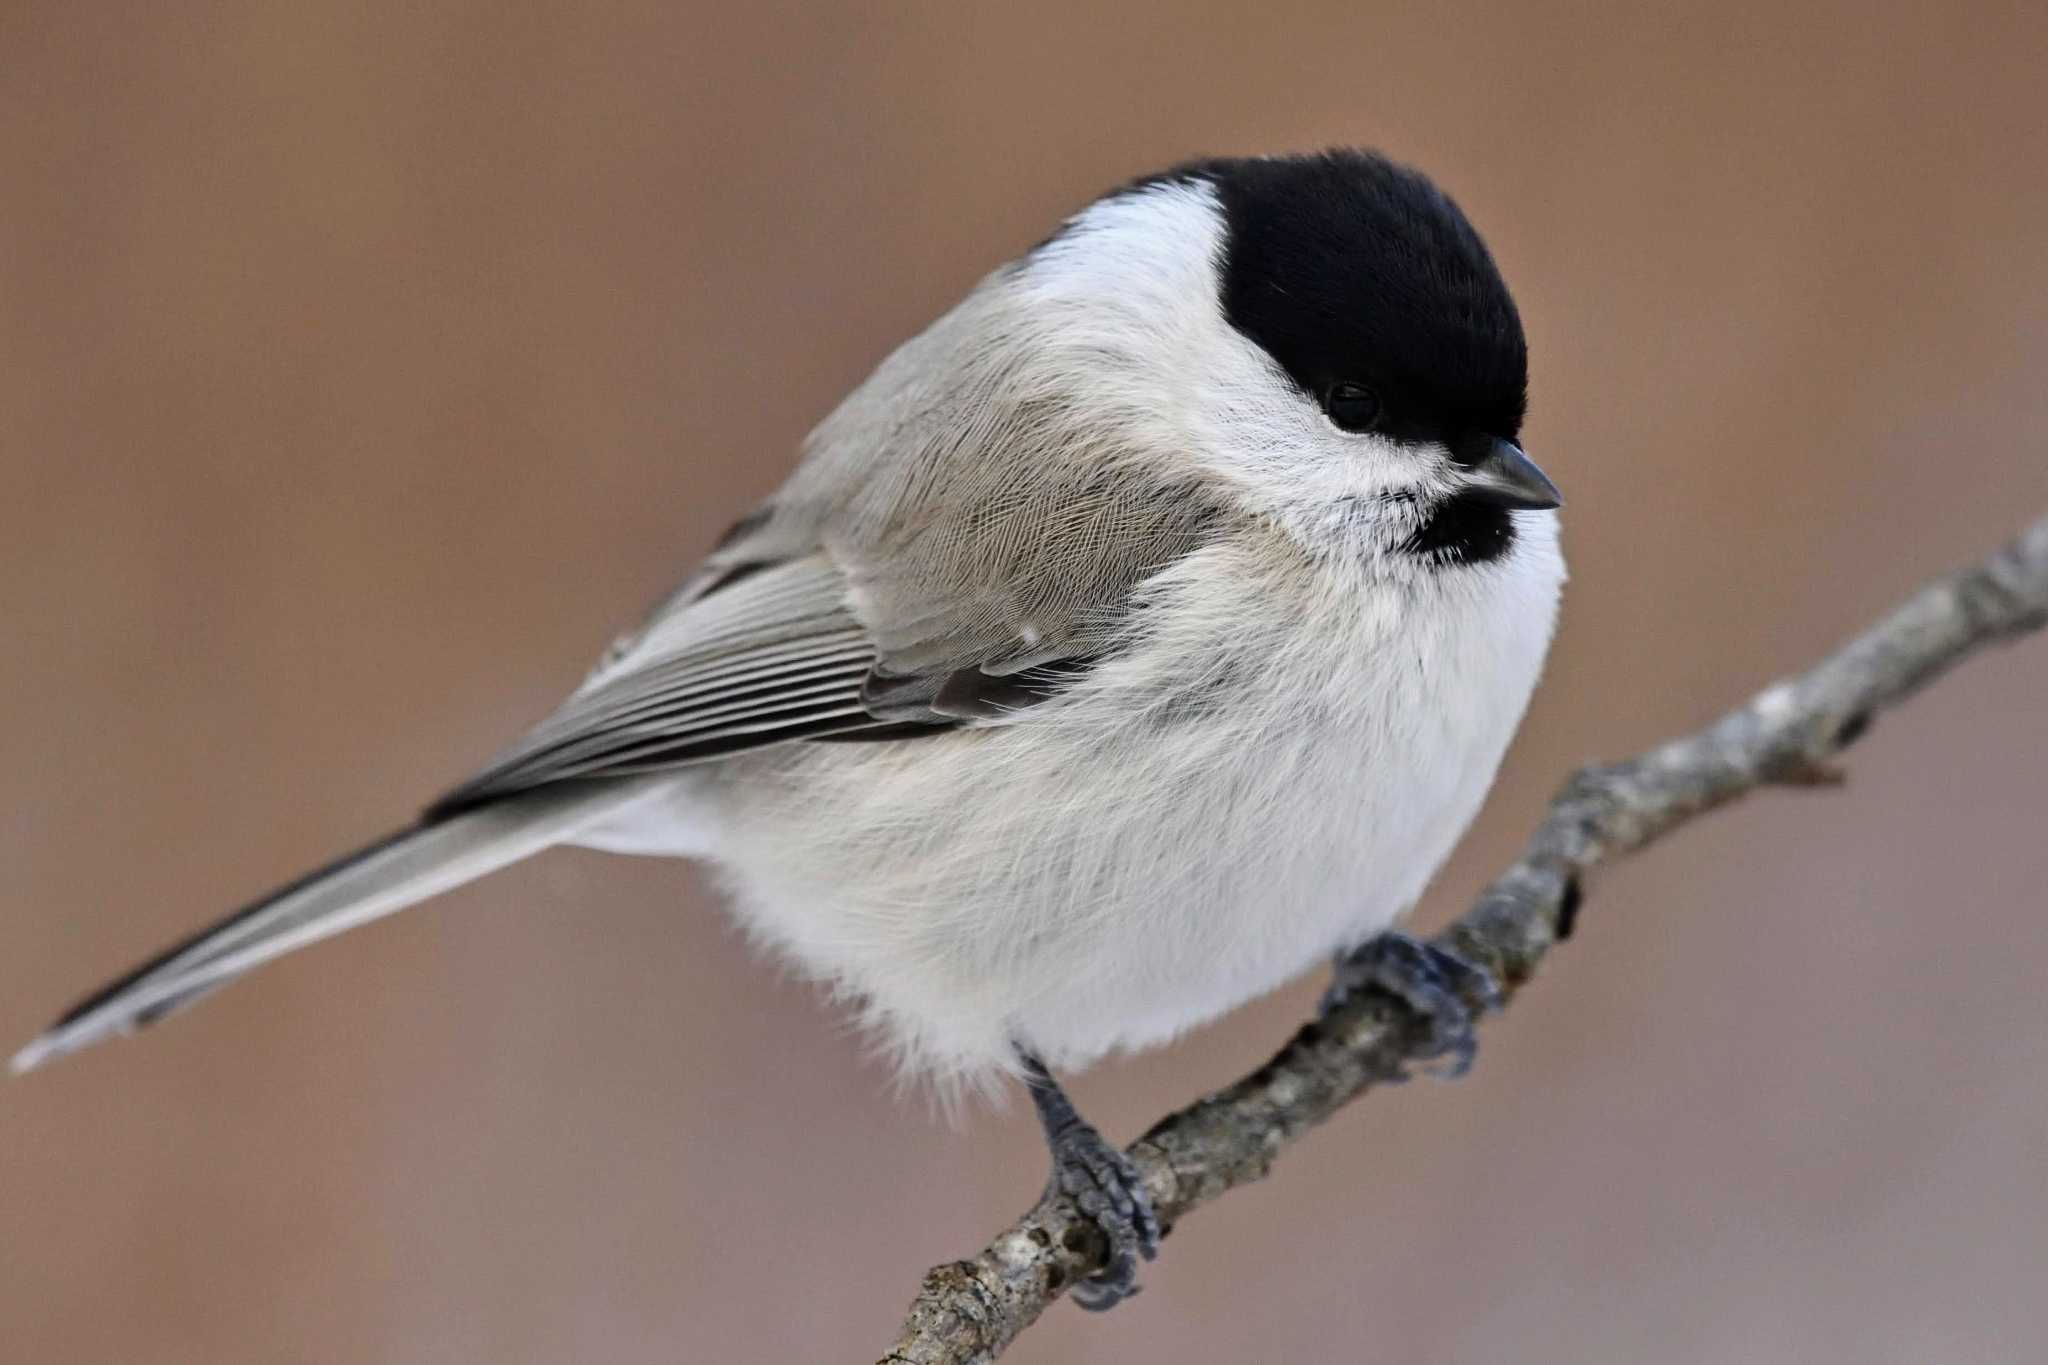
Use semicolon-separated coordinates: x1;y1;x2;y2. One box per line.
697;527;1562;1082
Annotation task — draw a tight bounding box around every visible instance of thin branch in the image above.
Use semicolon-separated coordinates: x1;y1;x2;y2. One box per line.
879;510;2048;1365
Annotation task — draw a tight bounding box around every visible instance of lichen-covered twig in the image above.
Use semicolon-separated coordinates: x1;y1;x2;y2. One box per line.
880;510;2048;1365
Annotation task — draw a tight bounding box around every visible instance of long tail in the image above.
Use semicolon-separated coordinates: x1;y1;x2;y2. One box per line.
10;781;657;1074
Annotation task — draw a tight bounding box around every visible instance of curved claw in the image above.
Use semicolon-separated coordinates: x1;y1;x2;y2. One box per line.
1050;1126;1160;1311
1019;1051;1161;1311
1323;932;1501;1078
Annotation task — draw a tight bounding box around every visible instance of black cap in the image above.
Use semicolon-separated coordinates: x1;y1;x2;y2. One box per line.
1184;150;1528;449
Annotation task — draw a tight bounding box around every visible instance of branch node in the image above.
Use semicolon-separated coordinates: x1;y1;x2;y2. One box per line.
1553;874;1584;941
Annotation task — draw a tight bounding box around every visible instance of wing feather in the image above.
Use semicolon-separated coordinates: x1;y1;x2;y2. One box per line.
430;323;1242;817
426;558;901;815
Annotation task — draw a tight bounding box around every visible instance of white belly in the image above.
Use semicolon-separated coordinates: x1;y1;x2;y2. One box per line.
581;526;1562;1086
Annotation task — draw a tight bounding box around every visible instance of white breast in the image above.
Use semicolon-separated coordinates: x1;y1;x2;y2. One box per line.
593;516;1563;1090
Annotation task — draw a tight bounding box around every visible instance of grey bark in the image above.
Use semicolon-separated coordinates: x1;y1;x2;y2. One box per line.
881;511;2048;1365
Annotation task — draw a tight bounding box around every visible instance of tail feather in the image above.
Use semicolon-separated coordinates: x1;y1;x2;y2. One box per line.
10;781;654;1074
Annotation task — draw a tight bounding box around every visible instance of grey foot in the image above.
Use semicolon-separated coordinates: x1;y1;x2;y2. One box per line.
1021;1055;1161;1311
1048;1117;1161;1311
1322;932;1501;1078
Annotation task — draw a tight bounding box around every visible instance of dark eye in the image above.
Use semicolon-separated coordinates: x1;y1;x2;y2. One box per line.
1323;382;1383;433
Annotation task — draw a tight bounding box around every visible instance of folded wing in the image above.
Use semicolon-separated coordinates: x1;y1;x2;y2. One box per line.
428;555;900;814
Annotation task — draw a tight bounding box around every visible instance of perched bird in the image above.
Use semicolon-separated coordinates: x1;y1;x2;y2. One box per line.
14;149;1563;1307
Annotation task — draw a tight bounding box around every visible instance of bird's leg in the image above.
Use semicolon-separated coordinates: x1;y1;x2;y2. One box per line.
1018;1049;1160;1311
1321;932;1501;1078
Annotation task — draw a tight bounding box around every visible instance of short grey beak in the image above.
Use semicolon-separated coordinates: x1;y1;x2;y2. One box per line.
1463;438;1562;511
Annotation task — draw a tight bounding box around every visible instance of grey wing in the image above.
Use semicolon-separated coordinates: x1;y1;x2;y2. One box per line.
834;463;1227;722
428;465;1227;815
427;551;893;815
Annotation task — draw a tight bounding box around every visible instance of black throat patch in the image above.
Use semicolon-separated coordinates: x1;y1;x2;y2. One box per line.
1402;493;1517;565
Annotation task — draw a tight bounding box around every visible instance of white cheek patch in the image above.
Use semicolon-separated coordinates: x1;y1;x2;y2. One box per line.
1193;358;1458;544
1010;177;1460;552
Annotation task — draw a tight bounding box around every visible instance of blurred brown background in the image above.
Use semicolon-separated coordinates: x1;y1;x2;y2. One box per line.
4;4;2045;1361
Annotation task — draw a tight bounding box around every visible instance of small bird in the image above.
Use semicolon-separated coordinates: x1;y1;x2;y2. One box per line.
14;149;1563;1308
